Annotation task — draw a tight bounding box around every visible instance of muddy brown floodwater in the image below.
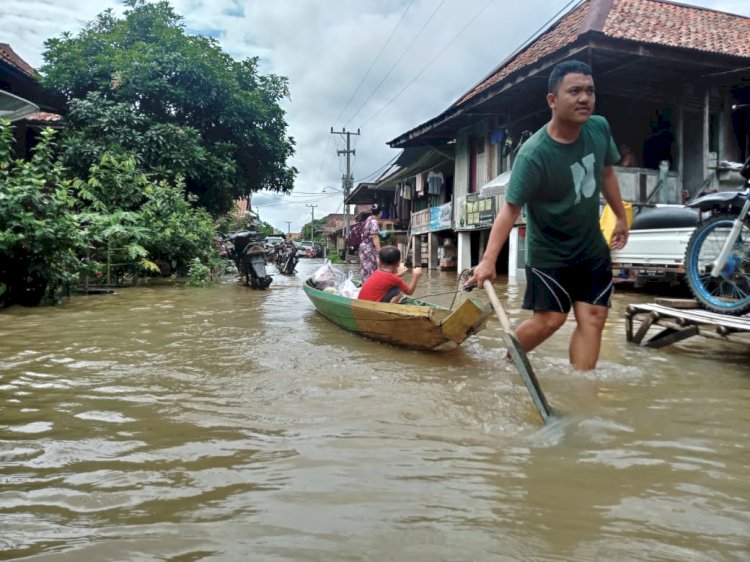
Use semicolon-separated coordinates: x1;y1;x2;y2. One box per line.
1;258;748;561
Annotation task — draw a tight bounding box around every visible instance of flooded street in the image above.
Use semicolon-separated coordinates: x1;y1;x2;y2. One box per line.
1;259;749;561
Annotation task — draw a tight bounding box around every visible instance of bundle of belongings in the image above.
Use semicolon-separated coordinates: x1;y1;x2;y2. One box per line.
310;262;360;299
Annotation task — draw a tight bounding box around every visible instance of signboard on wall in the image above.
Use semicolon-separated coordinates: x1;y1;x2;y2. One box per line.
429;202;452;232
458;193;496;230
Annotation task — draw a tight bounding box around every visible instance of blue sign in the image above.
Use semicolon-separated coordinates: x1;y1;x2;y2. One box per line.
430;203;452;232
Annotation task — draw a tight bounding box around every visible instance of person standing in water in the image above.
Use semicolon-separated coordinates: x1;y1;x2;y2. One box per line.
466;60;629;370
358;205;382;282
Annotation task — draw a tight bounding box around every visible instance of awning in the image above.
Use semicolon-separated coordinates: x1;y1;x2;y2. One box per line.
0;90;39;122
344;182;379;205
479;170;512;197
375;146;454;190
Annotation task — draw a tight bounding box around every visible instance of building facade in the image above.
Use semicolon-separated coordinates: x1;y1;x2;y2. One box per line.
383;0;750;275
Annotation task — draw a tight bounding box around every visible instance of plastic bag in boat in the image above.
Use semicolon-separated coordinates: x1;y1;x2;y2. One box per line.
311;261;342;291
338;272;359;299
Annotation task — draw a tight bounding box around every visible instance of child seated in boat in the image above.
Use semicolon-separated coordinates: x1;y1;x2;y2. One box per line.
358;245;422;303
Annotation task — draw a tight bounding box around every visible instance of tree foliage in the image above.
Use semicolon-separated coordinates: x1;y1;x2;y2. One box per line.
300;217;328;242
0;119;221;307
0;123;82;306
74;152;219;282
41;0;297;215
257;221;276;236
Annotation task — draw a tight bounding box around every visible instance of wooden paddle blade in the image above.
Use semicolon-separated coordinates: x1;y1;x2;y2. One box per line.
503;332;552;424
482;279;552;424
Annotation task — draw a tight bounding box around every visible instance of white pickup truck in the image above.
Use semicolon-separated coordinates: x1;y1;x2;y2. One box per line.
610;205;699;287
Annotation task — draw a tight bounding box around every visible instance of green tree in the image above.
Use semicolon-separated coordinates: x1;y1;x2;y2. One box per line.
257;221;275;236
137;177;219;274
74;153;159;284
300;217;327;242
41;0;297;215
0;123;82;306
74;152;219;283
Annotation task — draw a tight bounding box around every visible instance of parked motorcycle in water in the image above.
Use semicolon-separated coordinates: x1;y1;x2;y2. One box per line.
228;230;273;289
275;241;299;275
684;156;750;315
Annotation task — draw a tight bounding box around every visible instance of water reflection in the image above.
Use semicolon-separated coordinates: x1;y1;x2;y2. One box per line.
1;260;748;560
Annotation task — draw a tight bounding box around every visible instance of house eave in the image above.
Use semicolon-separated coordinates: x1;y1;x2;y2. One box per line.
388;33;750;149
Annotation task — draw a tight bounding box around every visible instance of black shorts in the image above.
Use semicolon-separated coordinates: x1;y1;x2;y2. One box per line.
523;253;613;313
381;286;402;303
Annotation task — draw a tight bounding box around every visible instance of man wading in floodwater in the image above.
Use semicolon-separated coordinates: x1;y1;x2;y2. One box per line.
466;60;629;370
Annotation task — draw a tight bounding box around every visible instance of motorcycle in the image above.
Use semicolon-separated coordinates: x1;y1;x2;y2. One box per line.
228;230;273;289
275;241;299;275
684;155;750;315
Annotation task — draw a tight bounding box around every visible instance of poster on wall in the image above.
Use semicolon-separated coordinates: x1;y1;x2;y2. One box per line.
429;202;452;232
458;193;496;230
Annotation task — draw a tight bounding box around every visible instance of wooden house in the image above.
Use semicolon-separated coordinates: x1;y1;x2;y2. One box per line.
384;0;750;273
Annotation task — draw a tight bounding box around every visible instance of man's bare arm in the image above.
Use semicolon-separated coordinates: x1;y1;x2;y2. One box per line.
465;202;522;286
601;165;629;250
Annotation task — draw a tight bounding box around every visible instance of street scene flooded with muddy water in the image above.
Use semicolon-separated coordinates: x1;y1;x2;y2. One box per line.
2;260;748;561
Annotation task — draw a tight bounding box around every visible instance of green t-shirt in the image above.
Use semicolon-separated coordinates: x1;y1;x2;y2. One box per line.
506;115;619;267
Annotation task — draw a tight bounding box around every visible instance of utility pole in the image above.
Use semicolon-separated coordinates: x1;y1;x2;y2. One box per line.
284;221;292;237
330;127;360;240
306;204;317;243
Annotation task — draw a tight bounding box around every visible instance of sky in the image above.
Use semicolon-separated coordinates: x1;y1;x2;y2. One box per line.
2;0;749;233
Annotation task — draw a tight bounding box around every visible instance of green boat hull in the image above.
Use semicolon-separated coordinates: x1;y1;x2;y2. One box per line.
303;279;490;351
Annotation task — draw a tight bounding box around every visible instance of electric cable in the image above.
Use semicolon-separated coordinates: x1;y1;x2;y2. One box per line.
343;0;448;128
361;0;493;126
332;0;416;127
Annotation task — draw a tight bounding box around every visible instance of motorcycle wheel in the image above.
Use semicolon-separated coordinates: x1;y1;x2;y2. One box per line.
684;214;750;315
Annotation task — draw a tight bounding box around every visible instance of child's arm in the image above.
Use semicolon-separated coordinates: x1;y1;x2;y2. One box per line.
403;267;422;295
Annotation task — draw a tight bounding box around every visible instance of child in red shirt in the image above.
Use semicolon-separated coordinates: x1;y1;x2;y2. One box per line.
358;246;422;303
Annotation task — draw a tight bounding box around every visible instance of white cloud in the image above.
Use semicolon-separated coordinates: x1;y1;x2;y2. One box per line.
1;0;748;231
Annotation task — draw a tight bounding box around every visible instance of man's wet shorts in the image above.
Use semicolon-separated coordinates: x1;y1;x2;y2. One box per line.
523;253;613;313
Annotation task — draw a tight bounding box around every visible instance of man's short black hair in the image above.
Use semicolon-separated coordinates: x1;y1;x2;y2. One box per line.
379;245;401;266
548;60;592;93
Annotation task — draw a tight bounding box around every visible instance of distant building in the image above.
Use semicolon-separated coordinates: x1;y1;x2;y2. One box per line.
0;43;65;158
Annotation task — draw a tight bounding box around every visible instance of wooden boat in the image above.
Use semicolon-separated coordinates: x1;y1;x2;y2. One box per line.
303;278;492;351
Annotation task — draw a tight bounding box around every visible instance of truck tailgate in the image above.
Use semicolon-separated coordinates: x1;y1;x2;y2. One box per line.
610;227;695;269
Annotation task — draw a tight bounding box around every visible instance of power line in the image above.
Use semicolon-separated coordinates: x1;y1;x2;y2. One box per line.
354;151;401;182
331;127;360;244
252;193;340;208
474;0;583;88
343;0;448;128
361;0;581;127
332;0;416;127
362;0;494;127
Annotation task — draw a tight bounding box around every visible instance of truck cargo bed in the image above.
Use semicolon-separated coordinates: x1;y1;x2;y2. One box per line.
611;227;695;285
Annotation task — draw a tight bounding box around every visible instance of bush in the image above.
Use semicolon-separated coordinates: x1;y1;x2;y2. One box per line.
1;120;221;305
186;258;212;287
327;251;343;264
0;123;82;306
137;177;220;275
74;153;220;285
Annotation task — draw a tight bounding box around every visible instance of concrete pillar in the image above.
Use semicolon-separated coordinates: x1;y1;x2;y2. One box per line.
457;231;472;273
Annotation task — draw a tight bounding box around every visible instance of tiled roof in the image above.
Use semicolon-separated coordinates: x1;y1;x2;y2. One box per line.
24;111;62;123
455;0;750;107
454;2;589;106
0;43;37;79
604;0;750;58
